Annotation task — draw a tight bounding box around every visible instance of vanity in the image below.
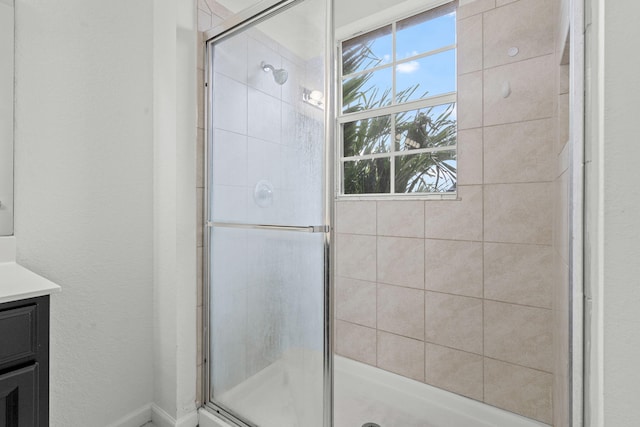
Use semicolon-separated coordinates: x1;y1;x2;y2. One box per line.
0;239;60;426
0;295;50;426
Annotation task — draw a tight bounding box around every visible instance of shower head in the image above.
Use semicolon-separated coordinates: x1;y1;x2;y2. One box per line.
261;61;288;85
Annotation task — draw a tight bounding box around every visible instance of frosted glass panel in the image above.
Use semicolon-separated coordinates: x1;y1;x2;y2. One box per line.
210;228;325;427
208;1;327;426
210;8;326;228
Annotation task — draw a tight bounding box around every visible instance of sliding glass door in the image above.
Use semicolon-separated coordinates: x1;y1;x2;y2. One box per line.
205;1;331;426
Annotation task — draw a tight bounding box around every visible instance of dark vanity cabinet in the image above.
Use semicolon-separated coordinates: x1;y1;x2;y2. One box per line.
0;296;50;427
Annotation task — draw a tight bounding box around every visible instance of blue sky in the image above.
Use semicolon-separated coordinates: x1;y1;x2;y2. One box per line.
343;11;457;111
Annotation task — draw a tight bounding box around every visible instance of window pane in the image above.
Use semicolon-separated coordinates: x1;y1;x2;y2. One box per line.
343;116;391;157
342;25;392;74
396;49;456;103
396;3;456;59
343;158;391;194
342;66;392;113
395;150;457;193
395;103;457;151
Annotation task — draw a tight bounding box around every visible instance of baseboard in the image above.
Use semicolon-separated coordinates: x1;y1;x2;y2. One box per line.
151;405;175;427
198;408;234;427
176;410;199;427
106;404;152;427
151;404;198;427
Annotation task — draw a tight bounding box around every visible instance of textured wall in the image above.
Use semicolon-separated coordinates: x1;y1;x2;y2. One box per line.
151;0;198;423
589;1;640;426
583;0;640;424
0;1;13;235
14;0;154;425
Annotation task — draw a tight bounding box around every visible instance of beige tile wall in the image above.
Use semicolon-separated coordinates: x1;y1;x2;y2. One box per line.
335;0;565;424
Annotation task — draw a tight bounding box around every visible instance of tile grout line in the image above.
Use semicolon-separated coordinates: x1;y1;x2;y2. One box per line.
480;4;487;402
374;200;378;368
423;199;427;383
459;51;557;76
338;319;554;374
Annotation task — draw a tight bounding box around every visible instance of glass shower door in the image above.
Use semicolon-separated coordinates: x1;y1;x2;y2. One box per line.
206;1;329;426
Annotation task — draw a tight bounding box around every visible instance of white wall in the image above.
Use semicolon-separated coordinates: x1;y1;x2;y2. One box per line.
14;0;155;425
0;0;13;236
14;0;199;425
585;0;640;425
152;0;198;425
600;1;640;422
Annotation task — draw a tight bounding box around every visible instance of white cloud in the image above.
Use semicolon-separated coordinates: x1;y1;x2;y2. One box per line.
396;61;420;74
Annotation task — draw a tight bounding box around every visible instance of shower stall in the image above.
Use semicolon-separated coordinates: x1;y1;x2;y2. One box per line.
201;0;579;426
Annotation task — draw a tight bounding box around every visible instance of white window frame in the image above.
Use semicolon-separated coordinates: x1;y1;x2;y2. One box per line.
336;0;458;200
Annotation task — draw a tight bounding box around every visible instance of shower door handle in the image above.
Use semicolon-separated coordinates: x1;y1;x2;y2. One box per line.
207;221;330;233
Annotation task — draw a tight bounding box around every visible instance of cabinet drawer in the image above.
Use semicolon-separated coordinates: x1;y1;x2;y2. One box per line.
0;305;37;366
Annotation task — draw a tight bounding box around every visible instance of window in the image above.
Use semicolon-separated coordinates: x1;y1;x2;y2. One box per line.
338;2;457;197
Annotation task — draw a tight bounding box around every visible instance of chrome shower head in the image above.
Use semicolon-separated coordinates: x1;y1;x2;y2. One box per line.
261;61;288;85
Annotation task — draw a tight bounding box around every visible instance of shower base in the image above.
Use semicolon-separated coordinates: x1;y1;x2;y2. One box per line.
202;353;551;427
335;356;550;427
213;349;324;427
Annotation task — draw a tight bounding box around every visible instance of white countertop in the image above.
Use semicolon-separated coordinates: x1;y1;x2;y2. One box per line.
0;262;62;304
